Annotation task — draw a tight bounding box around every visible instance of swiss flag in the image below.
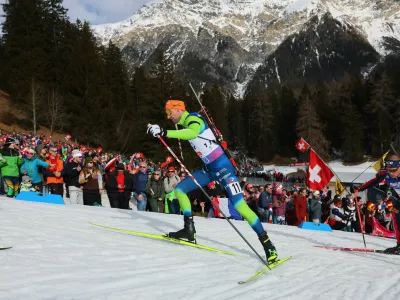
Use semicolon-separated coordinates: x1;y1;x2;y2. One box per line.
306;149;334;190
295;137;310;153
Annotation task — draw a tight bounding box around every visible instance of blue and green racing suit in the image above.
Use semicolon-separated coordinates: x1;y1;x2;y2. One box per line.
167;111;265;235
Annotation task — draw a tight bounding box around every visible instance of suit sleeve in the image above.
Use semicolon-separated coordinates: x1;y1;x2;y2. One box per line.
166;116;203;140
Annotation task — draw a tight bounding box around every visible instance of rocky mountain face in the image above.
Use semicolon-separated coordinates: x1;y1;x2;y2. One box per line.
93;0;400;96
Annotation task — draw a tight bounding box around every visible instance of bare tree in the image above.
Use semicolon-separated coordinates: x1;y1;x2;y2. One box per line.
46;89;65;135
28;78;45;135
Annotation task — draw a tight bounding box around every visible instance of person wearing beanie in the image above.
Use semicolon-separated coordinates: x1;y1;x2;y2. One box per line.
79;157;103;206
0;137;24;197
132;161;149;211
147;99;278;263
65;150;84;205
310;191;322;225
145;170;165;213
163;166;180;214
45;146;64;196
105;163;132;209
20;148;51;193
20;175;36;192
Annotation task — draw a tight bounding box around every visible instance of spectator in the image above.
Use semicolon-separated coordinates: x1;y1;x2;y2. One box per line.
79;157;103;206
146;170;165;213
20;148;51;193
272;183;286;225
45;146;64;196
243;183;258;214
329;198;348;231
309;190;322;225
105;163;132;209
0;138;24;197
65;150;84;205
343;198;357;232
257;184;273;223
132;161;149;211
294;188;308;226
20;175;36;192
164;166;180;214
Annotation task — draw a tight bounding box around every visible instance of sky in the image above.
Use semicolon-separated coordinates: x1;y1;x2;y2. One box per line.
0;0;155;27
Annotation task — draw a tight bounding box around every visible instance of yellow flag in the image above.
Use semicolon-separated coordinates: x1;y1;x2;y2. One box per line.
372;151;390;172
335;178;345;195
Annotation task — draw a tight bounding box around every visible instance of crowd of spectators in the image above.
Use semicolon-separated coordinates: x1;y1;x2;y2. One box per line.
0;130;393;235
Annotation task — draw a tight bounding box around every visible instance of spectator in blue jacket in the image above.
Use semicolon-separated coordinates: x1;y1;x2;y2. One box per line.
132;162;148;211
257;184;273;222
20;148;51;193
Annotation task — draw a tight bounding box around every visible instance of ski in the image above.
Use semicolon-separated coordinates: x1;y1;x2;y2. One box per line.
90;223;238;256
238;256;292;285
314;245;398;255
0;247;12;250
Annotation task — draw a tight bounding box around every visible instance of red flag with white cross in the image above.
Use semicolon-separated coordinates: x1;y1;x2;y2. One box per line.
295;137;310;153
306;149;334;190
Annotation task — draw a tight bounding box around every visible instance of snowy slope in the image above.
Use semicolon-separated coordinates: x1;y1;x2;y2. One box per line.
1;197;399;299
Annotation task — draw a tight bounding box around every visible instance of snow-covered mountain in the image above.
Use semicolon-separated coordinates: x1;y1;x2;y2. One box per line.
93;0;400;96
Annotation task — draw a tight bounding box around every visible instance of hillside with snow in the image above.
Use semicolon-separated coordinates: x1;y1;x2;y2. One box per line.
1;197;400;299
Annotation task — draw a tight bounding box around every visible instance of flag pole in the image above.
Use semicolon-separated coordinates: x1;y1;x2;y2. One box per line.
308;147;367;248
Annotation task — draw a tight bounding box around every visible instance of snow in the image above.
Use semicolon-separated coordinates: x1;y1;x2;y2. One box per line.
1;197;399;299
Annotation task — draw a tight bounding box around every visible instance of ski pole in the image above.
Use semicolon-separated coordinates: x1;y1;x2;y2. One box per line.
150;127;269;268
354;191;367;248
175;124;184;162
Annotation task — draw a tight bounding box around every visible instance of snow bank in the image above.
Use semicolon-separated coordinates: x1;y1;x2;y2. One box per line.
0;198;399;299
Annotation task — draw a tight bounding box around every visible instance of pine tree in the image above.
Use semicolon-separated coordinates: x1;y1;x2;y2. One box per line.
2;0;48;102
368;72;396;154
226;94;245;149
296;85;329;160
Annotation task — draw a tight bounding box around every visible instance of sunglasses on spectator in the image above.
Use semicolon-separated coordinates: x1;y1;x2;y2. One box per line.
50;150;57;152
154;173;161;176
140;165;146;168
168;170;175;173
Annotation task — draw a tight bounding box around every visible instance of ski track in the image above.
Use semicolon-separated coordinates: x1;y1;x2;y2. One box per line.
0;197;399;300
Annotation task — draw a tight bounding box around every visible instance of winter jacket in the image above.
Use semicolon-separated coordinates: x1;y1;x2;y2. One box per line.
46;157;64;184
0;148;24;177
20;156;50;184
272;193;286;217
20;182;36;192
65;161;83;188
258;191;273;209
132;170;148;194
146;178;165;200
79;168;102;191
310;197;322;220
164;175;180;194
294;195;308;226
106;170;133;193
329;203;346;222
343;205;357;226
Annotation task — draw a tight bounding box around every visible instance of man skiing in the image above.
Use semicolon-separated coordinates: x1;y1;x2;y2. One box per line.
358;154;400;254
147;100;278;263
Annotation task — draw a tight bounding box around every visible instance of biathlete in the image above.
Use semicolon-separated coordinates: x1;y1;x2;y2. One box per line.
358;154;400;254
147;100;278;263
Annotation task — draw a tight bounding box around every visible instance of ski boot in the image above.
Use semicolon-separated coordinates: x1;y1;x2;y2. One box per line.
383;243;400;254
258;232;278;263
168;216;196;243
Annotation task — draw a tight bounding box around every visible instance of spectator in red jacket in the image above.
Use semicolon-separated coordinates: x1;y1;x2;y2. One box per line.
294;188;308;226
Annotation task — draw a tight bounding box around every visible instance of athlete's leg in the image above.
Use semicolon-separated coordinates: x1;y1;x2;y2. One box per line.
217;171;264;234
174;168;212;217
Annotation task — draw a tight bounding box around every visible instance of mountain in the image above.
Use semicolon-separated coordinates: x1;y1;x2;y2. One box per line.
93;0;400;95
1;197;399;299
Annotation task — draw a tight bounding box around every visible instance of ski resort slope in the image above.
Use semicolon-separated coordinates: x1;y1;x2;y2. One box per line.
1;198;399;300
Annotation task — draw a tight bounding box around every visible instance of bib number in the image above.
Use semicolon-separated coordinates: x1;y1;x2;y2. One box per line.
227;182;242;196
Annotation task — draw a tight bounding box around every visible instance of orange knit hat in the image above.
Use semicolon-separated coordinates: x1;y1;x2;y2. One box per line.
165;100;185;111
